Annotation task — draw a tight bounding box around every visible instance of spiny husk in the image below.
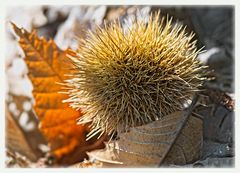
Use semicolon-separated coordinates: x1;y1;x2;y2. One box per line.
65;12;208;140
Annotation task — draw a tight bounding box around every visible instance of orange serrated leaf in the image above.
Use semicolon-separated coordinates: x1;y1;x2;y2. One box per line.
11;23;105;164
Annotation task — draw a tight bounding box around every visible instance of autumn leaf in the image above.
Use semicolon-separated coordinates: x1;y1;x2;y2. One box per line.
87;96;203;167
87;111;202;167
11;23;105;165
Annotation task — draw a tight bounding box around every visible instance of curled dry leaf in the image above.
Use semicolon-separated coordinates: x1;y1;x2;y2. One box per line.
87;104;203;167
11;23;105;165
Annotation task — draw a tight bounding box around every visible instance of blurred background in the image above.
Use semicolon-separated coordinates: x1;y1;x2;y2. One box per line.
5;5;234;167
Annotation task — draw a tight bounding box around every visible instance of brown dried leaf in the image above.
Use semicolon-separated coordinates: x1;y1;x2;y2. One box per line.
6;105;38;161
162;113;202;165
7;93;46;158
87;106;202;167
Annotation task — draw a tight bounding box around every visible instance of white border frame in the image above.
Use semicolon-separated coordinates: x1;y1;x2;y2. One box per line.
0;0;239;173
